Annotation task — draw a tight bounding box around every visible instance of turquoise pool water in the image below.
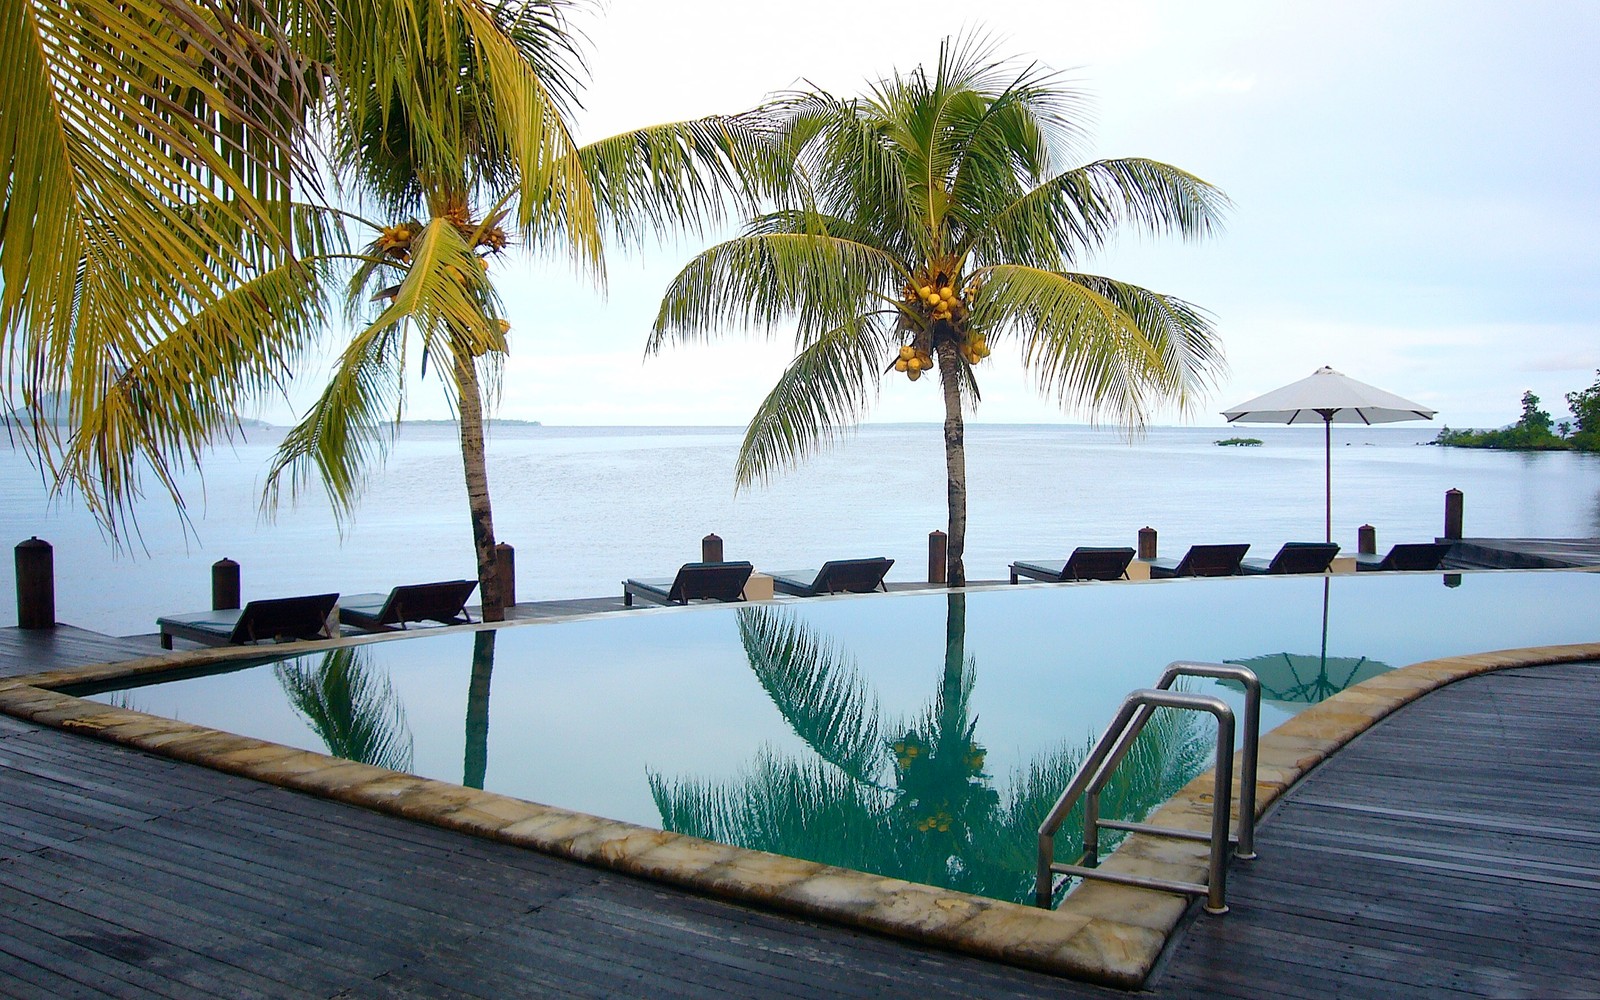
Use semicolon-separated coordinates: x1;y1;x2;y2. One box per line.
82;570;1600;903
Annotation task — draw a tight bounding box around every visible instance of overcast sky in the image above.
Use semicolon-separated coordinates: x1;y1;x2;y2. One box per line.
274;0;1600;430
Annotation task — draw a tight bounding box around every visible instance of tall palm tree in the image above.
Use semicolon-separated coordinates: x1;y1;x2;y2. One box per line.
650;35;1229;584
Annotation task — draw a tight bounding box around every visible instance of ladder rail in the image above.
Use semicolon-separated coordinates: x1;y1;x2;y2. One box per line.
1034;662;1261;915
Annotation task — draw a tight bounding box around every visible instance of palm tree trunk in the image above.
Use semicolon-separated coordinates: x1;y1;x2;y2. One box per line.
937;343;967;586
452;349;505;621
463;630;496;789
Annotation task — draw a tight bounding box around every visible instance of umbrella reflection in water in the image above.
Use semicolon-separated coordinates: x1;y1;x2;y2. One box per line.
1225;578;1392;712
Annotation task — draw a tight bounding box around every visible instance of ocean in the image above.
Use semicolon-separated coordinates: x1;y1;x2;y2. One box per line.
4;423;1598;636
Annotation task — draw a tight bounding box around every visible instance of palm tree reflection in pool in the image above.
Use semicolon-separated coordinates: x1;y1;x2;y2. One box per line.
275;647;414;772
464;630;497;790
649;595;1213;905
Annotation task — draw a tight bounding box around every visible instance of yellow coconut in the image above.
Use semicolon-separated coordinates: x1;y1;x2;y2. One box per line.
899;345;915;360
894;358;909;372
908;356;923;371
908;368;922;381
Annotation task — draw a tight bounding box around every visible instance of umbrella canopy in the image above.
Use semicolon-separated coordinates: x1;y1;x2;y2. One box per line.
1221;366;1436;540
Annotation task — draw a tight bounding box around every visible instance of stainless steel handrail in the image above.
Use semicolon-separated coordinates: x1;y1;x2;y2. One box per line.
1034;662;1261;915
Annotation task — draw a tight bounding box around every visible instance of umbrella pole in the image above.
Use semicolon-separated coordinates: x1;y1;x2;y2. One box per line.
1323;414;1332;543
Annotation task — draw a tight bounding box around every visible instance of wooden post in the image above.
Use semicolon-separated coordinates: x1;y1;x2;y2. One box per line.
928;530;947;584
1137;526;1158;561
1358;524;1377;555
701;533;724;563
1444;489;1464;540
495;542;516;607
14;537;55;630
212;558;240;611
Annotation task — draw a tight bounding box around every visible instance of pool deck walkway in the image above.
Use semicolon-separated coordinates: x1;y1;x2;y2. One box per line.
2;622;1598;996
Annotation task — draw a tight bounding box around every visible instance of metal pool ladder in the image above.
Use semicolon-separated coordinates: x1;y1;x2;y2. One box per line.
1034;662;1261;915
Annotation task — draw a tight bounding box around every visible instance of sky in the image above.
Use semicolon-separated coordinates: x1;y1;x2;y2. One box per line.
271;0;1600;430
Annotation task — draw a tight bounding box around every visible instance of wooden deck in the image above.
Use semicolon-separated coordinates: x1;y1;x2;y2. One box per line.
2;625;1597;996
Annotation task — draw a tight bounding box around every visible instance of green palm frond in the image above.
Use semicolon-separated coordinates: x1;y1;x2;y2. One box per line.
1064;274;1226;411
276;647;415;771
2;0;314;445
580;111;786;243
55;254;335;533
649;748;895;872
736;607;891;784
735;314;892;488
974;264;1179;426
650;233;905;350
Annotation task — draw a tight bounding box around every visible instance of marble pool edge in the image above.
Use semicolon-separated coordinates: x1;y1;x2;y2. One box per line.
4;636;1598;989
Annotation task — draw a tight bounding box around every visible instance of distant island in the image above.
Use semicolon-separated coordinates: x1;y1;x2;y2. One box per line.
1215;437;1262;447
1434;379;1598;453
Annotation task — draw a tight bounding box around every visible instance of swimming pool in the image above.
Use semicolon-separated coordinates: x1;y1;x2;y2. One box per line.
81;570;1600;904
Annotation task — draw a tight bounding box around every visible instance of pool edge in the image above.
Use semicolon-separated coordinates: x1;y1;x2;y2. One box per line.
3;638;1597;988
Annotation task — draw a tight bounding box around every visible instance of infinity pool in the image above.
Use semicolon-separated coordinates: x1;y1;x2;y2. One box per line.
83;570;1600;903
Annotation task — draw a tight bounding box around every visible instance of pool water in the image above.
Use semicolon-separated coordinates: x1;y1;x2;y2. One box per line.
83;570;1600;904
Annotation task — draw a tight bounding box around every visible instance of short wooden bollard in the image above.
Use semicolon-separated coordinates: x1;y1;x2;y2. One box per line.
212;558;240;610
701;533;724;563
1358;524;1377;555
1444;489;1464;540
495;542;516;607
928;530;947;584
1137;526;1158;561
15;537;55;630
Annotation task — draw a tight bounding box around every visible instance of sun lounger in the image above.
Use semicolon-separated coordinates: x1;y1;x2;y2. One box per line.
1241;542;1341;575
1009;547;1136;584
1356;542;1452;572
623;561;754;607
158;593;339;649
768;558;895;597
338;579;478;632
1148;543;1251;579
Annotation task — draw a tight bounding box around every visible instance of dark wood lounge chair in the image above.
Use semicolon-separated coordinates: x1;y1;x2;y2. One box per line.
623;561;754;607
1009;547;1136;584
339;579;478;632
1356;542;1452;572
158;593;339;649
1149;543;1251;579
769;558;895;597
1241;542;1341;575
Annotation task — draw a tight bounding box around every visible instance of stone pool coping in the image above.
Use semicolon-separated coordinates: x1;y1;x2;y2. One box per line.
4;632;1599;988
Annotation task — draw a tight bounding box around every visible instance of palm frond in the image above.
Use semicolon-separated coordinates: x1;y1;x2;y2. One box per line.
734;314;891;488
276;647;415;771
735;607;892;784
650;233;904;350
975;264;1190;426
580;111;787;243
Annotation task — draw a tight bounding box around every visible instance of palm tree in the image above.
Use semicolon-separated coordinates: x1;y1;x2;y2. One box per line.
649;598;1211;904
9;0;778;618
649;35;1228;585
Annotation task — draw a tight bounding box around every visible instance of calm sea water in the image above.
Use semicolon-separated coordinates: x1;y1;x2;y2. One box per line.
5;423;1599;634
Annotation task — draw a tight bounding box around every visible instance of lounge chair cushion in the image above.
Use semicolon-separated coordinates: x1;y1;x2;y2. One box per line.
624;561;754;606
158;593;339;648
1241;542;1341;576
1010;547;1136;584
1149;543;1251;579
769;558;895;597
1356;542;1452;572
340;579;478;631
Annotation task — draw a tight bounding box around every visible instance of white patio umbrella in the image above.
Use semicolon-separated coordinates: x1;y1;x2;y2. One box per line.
1221;366;1436;542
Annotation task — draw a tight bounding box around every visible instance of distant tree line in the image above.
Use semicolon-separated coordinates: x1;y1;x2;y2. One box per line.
1434;371;1600;452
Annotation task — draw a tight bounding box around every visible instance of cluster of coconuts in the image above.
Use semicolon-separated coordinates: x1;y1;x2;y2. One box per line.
892;276;991;381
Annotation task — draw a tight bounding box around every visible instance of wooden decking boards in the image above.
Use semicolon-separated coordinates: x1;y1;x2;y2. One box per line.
2;621;1597;996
